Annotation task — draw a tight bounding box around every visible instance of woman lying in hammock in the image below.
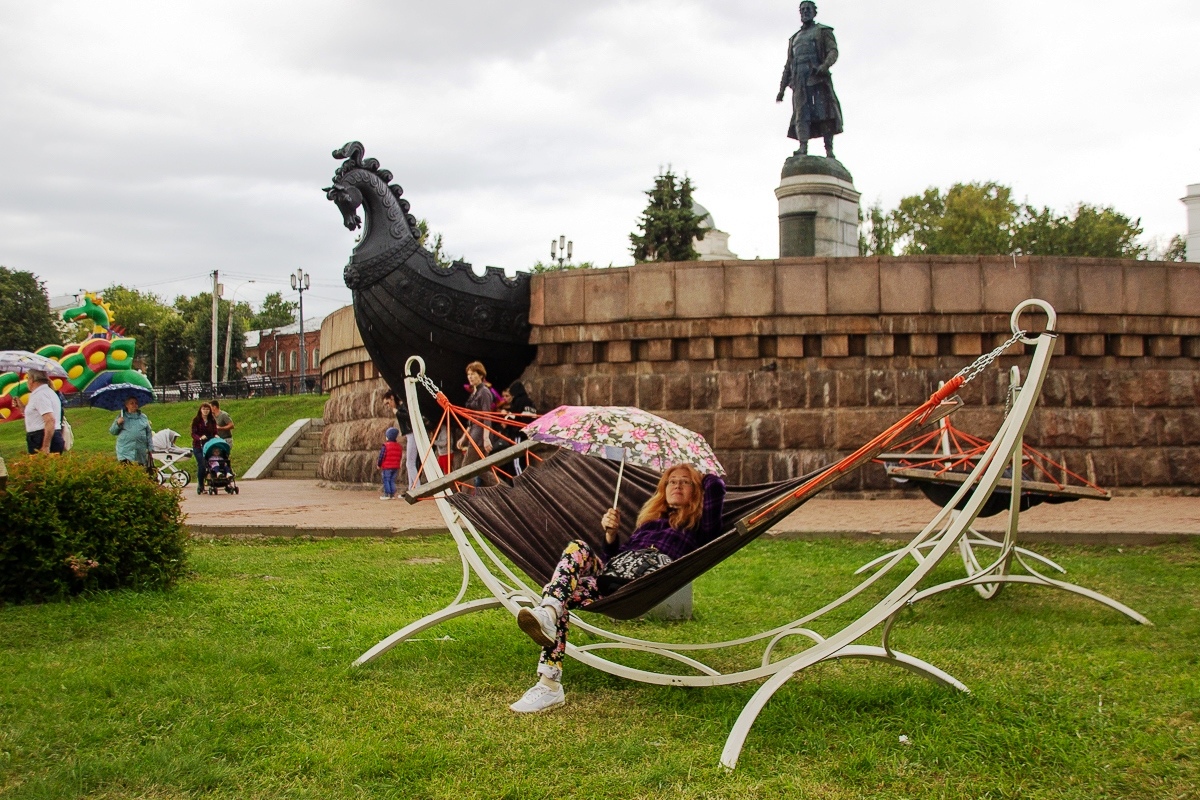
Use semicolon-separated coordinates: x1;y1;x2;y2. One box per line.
510;463;726;713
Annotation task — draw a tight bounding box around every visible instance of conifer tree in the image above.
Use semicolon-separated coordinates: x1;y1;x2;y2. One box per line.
630;170;705;263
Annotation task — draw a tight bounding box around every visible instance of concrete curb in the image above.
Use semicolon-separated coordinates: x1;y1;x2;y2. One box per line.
189;525;448;539
243;418;316;480
187;524;1197;545
763;529;1199;546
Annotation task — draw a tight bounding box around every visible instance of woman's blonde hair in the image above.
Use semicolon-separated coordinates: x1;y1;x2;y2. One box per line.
635;463;704;531
465;361;487;379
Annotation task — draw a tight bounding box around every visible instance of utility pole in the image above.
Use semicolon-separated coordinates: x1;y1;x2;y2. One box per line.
211;271;222;392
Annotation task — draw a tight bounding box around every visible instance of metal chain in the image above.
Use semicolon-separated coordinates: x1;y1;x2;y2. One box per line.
953;329;1026;387
416;372;442;399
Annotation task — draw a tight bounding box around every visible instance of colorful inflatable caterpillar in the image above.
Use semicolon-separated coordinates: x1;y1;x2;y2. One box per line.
0;293;141;422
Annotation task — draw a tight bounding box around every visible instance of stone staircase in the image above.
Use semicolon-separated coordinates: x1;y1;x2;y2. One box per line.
270;420;324;479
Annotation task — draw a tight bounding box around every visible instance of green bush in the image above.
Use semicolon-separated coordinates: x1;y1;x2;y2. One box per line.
0;453;189;603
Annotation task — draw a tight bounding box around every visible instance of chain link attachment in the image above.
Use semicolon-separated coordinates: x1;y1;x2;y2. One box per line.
417;373;442;399
402;355;441;398
953;329;1026;388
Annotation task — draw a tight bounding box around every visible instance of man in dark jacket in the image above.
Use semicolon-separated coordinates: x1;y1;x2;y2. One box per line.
776;1;844;158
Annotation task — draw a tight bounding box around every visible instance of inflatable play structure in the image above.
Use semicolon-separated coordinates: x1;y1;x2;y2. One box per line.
0;293;151;423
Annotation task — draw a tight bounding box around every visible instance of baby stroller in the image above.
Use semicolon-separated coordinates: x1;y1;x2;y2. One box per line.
201;437;239;495
150;429;192;488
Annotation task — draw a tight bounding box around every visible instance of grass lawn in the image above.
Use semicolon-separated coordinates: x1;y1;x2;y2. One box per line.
1;536;1196;799
0;395;327;480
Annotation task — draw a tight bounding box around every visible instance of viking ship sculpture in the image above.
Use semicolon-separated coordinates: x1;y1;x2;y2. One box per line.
325;142;535;402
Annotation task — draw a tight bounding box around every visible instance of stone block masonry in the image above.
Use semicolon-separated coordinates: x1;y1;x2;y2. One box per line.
318;257;1200;491
519;256;1200;491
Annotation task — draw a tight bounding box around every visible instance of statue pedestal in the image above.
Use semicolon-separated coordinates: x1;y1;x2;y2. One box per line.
776;156;861;257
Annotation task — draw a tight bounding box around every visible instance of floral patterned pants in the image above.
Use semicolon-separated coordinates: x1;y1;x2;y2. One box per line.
536;539;605;681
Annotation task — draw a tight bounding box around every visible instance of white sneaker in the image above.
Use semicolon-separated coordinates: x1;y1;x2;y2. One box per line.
379;495;390;501
517;605;558;648
509;682;565;713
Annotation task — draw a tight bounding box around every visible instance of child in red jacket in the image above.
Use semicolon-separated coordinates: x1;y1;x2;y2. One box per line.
378;427;403;500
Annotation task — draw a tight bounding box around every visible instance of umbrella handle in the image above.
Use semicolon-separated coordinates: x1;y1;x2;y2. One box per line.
613;455;626;508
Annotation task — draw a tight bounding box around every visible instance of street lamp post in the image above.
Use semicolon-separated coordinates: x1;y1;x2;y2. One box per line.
289;269;310;393
550;235;573;268
222;280;255;384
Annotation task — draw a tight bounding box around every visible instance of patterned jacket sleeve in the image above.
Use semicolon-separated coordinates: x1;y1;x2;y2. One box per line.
696;473;727;547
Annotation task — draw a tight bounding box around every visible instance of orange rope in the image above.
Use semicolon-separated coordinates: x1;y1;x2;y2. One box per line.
743;377;964;527
876;407;1107;494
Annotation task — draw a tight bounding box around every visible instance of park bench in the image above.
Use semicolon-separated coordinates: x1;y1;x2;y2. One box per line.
176;381;204;400
242;374;275;395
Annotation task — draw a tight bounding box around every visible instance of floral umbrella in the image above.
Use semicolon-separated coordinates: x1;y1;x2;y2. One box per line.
521;405;723;505
0;350;69;379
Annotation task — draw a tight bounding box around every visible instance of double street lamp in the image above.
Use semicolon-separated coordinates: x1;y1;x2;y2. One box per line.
290;269;310;390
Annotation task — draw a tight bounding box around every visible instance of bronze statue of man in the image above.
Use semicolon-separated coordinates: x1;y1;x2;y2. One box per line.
776;1;844;158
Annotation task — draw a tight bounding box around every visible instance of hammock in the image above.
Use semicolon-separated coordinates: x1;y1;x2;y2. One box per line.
443;371;962;619
448;450;819;619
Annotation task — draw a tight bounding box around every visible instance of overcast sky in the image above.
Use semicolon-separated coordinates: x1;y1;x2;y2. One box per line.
1;0;1197;321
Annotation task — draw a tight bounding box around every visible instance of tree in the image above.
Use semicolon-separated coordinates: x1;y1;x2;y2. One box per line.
893;182;1019;256
1145;234;1187;263
250;291;298;330
630;170;705;263
415;219;458;269
0;267;61;351
1013;203;1145;259
172;292;247;383
865;181;1149;259
859;201;899;257
101;284;179;384
529;260;597;274
155;314;192;385
1165;235;1187;263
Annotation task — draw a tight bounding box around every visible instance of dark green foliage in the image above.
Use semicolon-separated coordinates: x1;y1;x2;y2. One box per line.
1159;234;1187;262
154;313;193;384
172;292;247;382
100;284;182;384
529;260;597;274
249;291;298;330
415;218;458;269
862;181;1149;259
630;170;705;263
859;201;899;257
0;454;188;603
0;267;61;351
1013;202;1146;258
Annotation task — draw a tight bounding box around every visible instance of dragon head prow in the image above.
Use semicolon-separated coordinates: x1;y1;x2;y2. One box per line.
63;293;113;333
326;141;419;237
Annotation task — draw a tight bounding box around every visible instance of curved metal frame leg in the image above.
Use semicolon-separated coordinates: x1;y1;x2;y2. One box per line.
353;597;505;666
720;644;971;770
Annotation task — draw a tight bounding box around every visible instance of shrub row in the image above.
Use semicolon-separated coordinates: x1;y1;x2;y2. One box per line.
0;453;189;603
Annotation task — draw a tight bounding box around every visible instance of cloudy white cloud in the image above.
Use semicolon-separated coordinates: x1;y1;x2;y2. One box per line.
1;0;1197;319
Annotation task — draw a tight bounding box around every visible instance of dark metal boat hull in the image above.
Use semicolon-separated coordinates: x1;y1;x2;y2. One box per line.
351;250;534;405
326;142;535;406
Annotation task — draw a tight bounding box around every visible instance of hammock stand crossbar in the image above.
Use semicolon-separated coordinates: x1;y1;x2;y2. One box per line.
355;299;1147;771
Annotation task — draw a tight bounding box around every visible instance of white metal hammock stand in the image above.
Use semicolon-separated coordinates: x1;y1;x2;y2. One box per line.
353;299;1150;771
859;367;1153;621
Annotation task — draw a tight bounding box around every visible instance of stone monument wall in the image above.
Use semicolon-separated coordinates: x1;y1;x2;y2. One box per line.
520;256;1200;492
320;256;1200;493
318;306;393;484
